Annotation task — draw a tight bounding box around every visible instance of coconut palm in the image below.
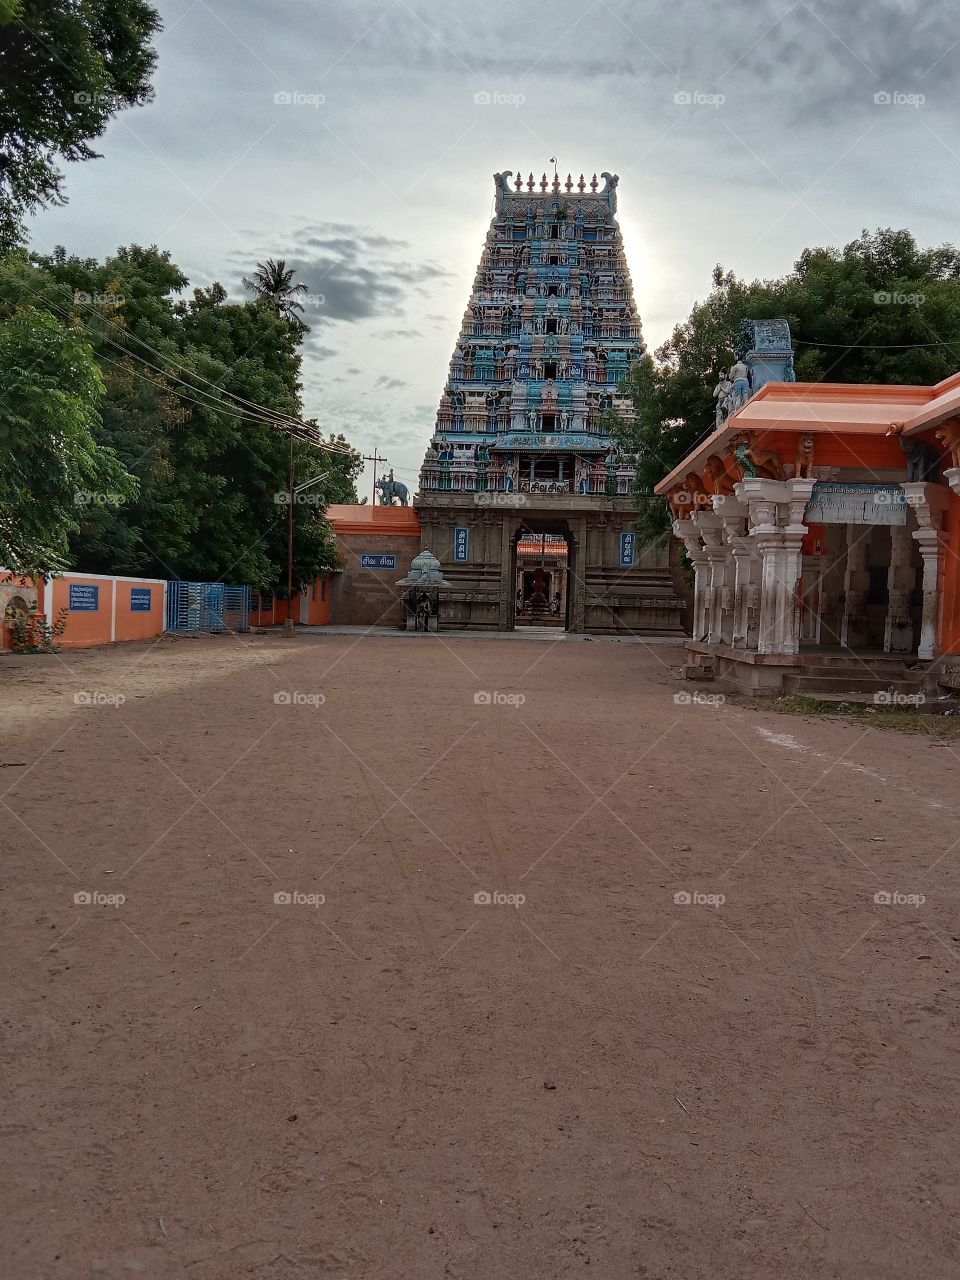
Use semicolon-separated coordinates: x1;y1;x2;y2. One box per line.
242;258;308;319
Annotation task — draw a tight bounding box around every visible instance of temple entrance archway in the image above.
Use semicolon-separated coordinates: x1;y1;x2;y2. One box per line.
512;520;573;630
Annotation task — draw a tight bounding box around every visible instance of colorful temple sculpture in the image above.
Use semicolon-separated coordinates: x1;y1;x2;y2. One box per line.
656;319;960;695
414;170;684;634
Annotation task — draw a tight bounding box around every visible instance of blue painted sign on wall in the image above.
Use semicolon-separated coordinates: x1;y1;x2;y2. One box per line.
130;587;152;612
619;531;637;568
68;584;99;611
360;553;397;570
454;527;470;562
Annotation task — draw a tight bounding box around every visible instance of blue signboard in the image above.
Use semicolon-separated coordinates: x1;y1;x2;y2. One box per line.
619;531;637;568
360;553;397;570
130;587;152;612
68;584;99;612
454;527;470;562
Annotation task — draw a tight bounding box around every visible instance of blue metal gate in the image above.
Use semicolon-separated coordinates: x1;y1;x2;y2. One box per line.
166;581;250;634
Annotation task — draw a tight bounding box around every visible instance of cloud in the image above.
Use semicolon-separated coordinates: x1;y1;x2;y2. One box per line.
375;375;408;390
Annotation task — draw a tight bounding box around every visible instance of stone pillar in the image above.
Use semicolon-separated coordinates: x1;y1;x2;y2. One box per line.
840;524;870;650
714;496;752;647
737;478;815;656
498;516;518;631
673;518;710;642
903;482;949;660
692;511;730;645
884;523;915;653
568;516;587;633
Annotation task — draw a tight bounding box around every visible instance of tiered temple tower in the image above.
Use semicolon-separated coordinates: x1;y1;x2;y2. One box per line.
419;170;643;499
414;169;684;635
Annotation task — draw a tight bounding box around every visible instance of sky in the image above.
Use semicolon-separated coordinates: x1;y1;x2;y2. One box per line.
28;0;960;498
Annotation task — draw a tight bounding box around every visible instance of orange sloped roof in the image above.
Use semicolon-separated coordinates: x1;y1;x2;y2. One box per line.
326;504;422;535
653;378;945;494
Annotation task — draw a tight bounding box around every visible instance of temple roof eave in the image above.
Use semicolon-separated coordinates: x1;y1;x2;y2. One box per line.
653;379;938;494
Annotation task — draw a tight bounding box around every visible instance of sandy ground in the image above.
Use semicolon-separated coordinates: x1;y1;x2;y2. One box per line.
2;629;959;1279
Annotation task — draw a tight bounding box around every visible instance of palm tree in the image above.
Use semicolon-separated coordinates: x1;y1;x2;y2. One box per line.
242;259;308;319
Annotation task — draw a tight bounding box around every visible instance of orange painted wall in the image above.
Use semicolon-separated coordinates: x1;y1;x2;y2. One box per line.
753;431;910;472
51;575;115;648
0;573;166;649
114;581;165;642
251;575;332;628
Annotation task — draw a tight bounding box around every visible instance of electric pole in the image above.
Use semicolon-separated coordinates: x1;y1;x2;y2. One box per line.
364;450;388;504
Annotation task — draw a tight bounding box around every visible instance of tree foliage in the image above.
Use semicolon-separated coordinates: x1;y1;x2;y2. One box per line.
614;228;960;540
0;301;136;573
0;0;161;248
0;246;362;588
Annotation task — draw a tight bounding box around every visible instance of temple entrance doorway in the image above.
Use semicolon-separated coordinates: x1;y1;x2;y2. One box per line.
513;523;572;630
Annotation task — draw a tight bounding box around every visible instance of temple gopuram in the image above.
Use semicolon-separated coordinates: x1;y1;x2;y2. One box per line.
413;169;684;634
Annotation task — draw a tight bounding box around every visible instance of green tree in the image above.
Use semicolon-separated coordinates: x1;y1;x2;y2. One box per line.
243;259;309;321
614;228;960;540
0;305;136;574
0;0;161;249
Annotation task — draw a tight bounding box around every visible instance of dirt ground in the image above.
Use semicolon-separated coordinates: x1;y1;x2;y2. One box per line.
2;629;959;1279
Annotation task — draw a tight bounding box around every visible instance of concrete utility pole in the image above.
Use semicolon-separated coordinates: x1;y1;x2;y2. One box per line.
364;450;388;504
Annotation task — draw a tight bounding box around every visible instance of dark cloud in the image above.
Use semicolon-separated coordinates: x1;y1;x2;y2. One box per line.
375;375;408;390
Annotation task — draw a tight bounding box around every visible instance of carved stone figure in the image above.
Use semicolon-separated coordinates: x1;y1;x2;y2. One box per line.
713;370;733;428
376;470;411;506
703;454;735;495
794;434;816;479
727;432;786;481
934;419;960;470
728;358;751;411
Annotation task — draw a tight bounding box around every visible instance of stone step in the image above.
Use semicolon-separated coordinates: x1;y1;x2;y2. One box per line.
783;673;927;696
793;662;923;680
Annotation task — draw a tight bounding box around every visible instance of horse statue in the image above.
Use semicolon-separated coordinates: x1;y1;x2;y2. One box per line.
376;472;410;507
